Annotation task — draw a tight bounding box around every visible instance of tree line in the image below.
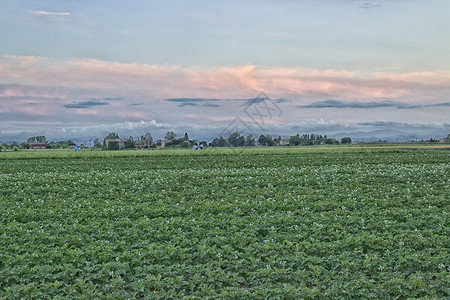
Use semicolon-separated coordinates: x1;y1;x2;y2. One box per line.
2;132;449;151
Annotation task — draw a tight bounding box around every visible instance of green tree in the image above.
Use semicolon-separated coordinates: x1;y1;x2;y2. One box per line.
289;134;301;146
211;136;228;147
220;136;228;147
107;141;120;150
228;132;242;147
211;138;219;147
124;136;135;148
179;141;190;148
21;142;30;149
245;135;256;147
266;134;274;146
141;132;153;148
184;132;189;141
105;132;119;140
237;136;245;147
341;137;352;144
143;132;153;140
164;131;176;140
258;134;267;146
276;136;282;145
93;138;102;149
324;138;338;144
27;136;47;143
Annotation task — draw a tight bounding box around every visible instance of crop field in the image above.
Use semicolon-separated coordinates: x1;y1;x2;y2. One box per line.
0;148;449;298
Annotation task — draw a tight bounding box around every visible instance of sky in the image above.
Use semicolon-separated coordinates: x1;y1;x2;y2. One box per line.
1;0;450;143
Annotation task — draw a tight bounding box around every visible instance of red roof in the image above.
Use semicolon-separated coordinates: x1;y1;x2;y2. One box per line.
30;143;47;149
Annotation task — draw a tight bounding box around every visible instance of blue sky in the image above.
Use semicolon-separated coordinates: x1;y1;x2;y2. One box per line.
1;0;449;142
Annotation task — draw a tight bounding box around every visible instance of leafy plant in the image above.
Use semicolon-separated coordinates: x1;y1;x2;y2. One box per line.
0;148;449;298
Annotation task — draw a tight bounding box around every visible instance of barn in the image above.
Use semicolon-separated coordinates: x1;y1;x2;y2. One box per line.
30;143;47;149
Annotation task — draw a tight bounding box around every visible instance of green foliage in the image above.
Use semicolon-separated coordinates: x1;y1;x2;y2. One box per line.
341;137;352;144
0;149;449;298
105;132;120;140
107;141;120;150
46;140;75;149
324;138;339;144
164;131;177;140
140;133;153;148
265;134;274;146
258;134;267;146
228;132;245;147
164;137;190;148
26;135;47;143
124;137;135;149
245;135;256;147
289;133;337;146
211;136;229;147
289;134;301;146
143;132;153;140
93;138;102;149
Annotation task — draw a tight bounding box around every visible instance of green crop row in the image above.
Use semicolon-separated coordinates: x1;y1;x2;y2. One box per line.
0;148;449;298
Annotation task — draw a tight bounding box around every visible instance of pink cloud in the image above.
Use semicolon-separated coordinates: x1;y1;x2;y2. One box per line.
1;55;450;103
372;71;450;85
27;10;71;16
0;99;54;116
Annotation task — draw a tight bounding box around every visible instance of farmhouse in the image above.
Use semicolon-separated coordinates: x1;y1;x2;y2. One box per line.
105;139;124;149
105;137;153;149
279;139;290;146
135;138;153;148
30;143;47;149
160;140;172;148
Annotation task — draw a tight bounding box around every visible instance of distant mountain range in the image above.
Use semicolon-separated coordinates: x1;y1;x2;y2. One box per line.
333;130;436;142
